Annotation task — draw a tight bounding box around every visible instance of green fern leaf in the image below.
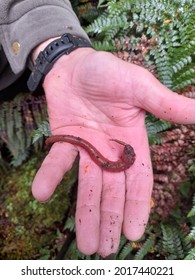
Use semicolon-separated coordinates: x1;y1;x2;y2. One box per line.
187;195;195;218
86;0;195;90
64;216;75;232
32;120;51;144
185;247;195;260
134;235;155;260
116;236;133;260
146;114;172;145
160;224;186;260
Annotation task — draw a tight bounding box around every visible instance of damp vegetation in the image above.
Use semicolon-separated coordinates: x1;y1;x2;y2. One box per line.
0;0;195;259
0;155;78;259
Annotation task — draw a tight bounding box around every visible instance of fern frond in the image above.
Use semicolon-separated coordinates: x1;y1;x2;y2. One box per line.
184;247;195;260
187;194;195;218
0;94;47;166
92;40;116;51
186;227;195;242
32;120;51;144
184;193;195;259
134;235;155;260
116;236;133;259
87;0;195;90
185;247;195;260
160;223;186;259
146;114;172;144
86;13;129;41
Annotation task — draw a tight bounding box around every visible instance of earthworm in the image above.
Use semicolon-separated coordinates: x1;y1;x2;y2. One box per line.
45;135;136;172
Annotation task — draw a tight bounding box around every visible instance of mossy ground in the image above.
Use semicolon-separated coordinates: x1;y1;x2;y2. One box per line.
0;154;78;259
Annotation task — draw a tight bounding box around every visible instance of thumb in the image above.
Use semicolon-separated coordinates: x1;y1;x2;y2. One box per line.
32;143;78;201
135;70;195;124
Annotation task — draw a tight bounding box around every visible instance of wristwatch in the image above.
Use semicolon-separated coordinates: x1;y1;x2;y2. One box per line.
27;33;92;92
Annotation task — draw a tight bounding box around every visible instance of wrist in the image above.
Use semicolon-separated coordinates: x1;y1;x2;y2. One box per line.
27;33;93;92
31;36;61;64
44;47;95;78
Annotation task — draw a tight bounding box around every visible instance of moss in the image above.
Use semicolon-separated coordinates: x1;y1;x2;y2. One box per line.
0;153;78;259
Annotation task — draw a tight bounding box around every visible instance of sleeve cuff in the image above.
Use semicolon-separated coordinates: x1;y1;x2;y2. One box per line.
0;3;90;74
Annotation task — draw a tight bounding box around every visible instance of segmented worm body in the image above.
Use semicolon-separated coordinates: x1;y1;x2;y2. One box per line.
46;135;136;172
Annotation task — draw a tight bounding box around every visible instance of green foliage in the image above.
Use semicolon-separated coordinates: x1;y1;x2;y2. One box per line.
185;194;195;260
185;247;195;260
115;236;134;260
64;216;76;232
188;164;195;181
0;154;78;259
145;113;172;144
86;0;131;43
158;223;188;259
187;194;195;218
32;120;51;144
86;0;195;89
186;227;195;242
0;94;47;166
134;235;156;260
113;219;193;260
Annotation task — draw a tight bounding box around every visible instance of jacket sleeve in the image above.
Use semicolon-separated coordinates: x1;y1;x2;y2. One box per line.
0;0;90;75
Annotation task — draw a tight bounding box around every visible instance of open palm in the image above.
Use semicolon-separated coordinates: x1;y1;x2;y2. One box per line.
32;49;195;257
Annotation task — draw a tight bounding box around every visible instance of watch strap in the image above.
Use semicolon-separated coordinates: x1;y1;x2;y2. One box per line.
27;33;92;92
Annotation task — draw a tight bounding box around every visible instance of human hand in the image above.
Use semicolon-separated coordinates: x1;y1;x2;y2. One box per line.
31;48;195;257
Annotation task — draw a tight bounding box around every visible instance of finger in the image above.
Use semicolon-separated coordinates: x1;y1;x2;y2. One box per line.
123;129;153;241
134;69;195;124
32;142;78;201
75;149;102;255
97;171;126;258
